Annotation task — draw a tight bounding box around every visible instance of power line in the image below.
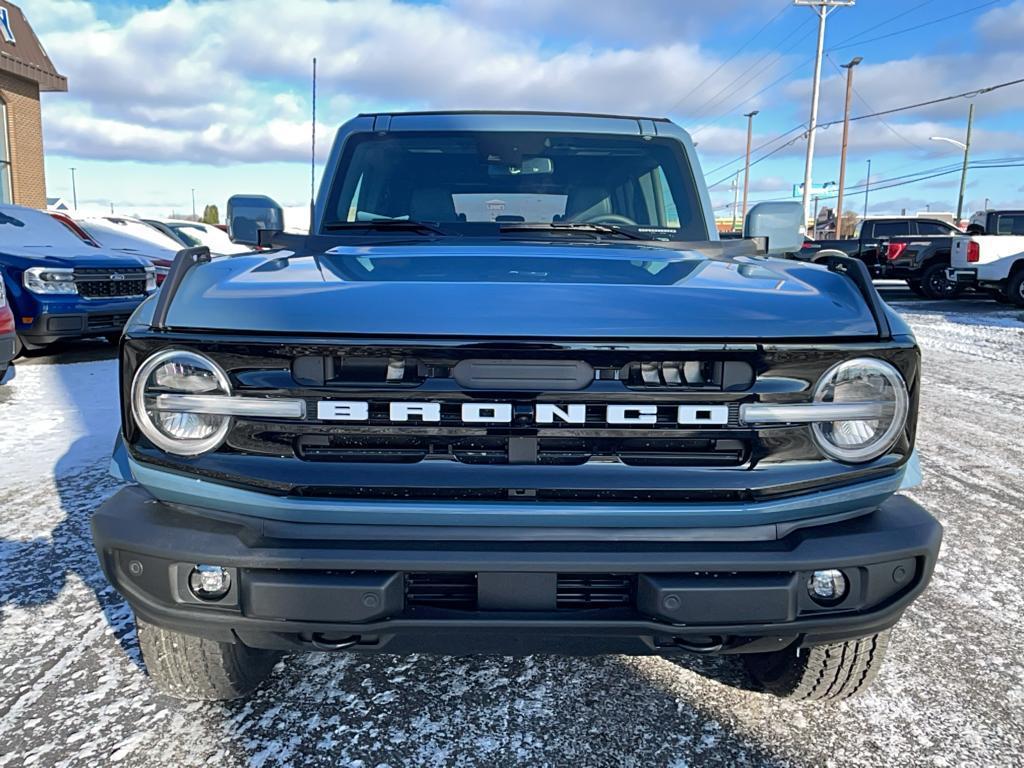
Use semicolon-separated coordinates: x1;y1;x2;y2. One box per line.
826;0;937;49
830;0;1002;52
693;0;945;145
712;156;1024;208
666;0;793;115
825;53;928;153
696;0;1011;180
689;23;818;137
705;76;1024;189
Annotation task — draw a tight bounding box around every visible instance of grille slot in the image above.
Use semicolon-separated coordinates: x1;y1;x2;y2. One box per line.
405;572;477;610
557;574;636;609
74;267;148;299
86;313;132;330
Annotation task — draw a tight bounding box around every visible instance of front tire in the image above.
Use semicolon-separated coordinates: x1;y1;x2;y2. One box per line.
919;263;963;300
136;617;282;701
743;630;891;702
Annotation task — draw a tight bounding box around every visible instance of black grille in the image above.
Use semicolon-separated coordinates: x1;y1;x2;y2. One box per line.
74;267;147;299
405;572;477;610
556;574;636;609
295;433;748;467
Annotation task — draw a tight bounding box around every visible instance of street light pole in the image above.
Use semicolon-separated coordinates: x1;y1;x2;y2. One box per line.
929;102;974;225
835;56;862;239
794;0;855;227
191;188;197;219
863;158;871;218
741;110;758;222
70;167;78;210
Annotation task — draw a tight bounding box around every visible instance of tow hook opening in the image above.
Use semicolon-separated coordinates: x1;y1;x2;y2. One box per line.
310;633;362;651
667;636;727;654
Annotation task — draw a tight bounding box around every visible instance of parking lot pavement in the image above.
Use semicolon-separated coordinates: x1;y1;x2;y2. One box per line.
1;298;1023;768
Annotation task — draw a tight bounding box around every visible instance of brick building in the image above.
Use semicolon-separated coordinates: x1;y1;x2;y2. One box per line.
0;1;66;208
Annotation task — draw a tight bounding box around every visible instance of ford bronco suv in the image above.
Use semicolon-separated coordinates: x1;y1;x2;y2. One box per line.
92;111;941;703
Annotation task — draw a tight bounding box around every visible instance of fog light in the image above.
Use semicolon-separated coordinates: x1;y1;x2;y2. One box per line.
188;565;231;600
808;569;847;604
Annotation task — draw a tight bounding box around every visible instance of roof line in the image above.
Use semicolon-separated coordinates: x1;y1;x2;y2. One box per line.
355;109;672;122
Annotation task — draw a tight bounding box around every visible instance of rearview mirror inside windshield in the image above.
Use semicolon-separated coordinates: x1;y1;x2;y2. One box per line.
488;157;554;177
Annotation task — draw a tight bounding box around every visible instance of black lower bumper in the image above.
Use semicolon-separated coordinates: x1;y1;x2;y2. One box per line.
92;486;942;656
0;331;14;368
21;310;134;347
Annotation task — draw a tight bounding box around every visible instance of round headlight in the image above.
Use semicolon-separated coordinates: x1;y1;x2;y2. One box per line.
131;349;232;456
811;358;909;463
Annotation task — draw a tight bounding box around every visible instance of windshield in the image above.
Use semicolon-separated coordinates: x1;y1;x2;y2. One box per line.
80;218;181;257
323;131;707;240
0;208;89;248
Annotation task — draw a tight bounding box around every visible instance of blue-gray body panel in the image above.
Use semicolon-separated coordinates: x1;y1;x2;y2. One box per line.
113;434;920;531
125;453;909;529
158;244;879;339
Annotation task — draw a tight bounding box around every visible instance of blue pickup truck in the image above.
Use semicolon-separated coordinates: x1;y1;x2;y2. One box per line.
0;204;156;357
92;111;940;704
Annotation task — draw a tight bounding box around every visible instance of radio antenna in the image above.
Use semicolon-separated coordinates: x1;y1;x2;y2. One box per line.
310;56;317;230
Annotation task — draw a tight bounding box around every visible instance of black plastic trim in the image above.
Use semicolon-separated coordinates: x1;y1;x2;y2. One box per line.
151;246;212;330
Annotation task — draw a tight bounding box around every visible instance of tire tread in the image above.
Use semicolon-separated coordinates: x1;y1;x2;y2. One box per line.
743;630;890;702
137;617;280;701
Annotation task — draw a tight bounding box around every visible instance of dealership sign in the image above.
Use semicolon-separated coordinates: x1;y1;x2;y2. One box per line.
0;8;14;44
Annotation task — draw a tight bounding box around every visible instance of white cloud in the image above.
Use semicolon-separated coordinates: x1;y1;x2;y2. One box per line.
37;0;784;165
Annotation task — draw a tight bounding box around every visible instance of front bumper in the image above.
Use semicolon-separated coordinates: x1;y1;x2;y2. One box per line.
0;331;14;367
17;296;145;347
93;486;942;656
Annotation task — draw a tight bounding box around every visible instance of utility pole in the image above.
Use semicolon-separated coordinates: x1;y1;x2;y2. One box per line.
835;56;862;239
191;188;197;219
863;158;871;218
70;167;78;210
730;171;741;231
741;110;758;222
956;103;974;225
795;0;855;227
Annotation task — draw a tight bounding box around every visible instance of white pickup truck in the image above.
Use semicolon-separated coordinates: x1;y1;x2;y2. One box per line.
948;210;1024;306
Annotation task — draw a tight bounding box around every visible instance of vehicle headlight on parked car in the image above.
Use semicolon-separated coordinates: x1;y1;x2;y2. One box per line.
811;358;909;463
145;266;158;292
131;349;233;455
23;267;78;295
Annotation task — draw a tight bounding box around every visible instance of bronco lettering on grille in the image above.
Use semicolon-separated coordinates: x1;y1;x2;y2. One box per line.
315;401;730;426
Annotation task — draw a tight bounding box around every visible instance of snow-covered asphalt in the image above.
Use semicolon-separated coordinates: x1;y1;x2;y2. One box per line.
1;291;1022;767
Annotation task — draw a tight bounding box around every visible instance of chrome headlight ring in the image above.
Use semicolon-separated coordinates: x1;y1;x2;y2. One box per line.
131;349;233;456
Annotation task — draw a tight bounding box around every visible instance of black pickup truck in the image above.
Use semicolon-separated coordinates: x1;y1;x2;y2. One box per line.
796;217;961;280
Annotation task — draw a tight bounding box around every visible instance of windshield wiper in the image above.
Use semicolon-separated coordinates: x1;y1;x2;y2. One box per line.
322;220;449;236
499;222;647;240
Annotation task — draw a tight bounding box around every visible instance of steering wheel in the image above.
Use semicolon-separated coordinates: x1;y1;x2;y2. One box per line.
569;213;638;227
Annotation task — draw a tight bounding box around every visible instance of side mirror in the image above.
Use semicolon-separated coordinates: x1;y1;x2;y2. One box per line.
227;194;284;246
743;201;805;255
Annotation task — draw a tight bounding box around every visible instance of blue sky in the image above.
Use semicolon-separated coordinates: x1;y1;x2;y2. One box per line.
30;0;1024;223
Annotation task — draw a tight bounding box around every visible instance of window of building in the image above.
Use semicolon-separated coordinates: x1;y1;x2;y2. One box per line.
0;99;11;205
